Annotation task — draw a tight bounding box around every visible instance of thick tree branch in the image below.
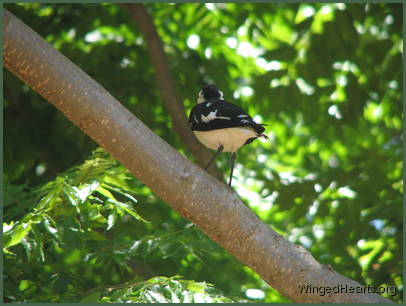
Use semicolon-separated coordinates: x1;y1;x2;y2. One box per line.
3;10;393;303
121;3;223;181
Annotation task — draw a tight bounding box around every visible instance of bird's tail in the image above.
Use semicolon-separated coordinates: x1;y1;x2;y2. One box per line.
252;123;270;141
260;133;270;141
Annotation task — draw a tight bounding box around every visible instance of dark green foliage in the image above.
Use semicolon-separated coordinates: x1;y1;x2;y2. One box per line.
4;149;251;302
4;3;402;302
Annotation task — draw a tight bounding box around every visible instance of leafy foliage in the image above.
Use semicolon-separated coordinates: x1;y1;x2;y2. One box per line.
4;3;402;302
4;149;250;302
82;276;248;303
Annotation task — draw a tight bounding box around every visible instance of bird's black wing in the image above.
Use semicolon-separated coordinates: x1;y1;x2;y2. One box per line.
188;100;266;134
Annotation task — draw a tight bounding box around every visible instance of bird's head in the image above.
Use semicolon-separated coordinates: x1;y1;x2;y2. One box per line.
197;85;224;103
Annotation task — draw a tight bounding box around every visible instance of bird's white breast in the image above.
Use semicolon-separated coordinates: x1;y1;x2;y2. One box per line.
194;127;257;152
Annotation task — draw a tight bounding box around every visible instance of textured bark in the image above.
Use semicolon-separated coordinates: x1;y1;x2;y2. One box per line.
3;10;393;303
121;3;223;181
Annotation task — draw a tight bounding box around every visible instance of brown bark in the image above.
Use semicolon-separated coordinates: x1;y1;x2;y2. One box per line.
121;3;223;181
3;9;393;303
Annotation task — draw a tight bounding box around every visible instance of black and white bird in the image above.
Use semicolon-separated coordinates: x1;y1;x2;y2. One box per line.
188;85;269;187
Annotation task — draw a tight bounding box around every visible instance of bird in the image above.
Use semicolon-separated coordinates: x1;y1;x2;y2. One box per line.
188;84;269;187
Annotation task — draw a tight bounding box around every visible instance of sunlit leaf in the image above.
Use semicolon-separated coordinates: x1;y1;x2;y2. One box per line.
4;222;32;248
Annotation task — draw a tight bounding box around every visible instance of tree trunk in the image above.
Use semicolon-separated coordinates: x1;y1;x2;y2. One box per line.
3;9;393;303
121;3;223;181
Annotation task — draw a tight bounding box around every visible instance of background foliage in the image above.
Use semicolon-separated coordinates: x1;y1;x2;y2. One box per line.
4;3;403;303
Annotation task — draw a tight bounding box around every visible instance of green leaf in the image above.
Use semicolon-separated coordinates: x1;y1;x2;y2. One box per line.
107;199;149;223
106;210;117;230
103;183;138;204
31;223;45;262
187;281;206;293
43;216;61;242
4;221;32;248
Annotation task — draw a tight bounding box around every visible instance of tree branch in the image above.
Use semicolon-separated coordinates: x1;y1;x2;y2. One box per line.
121;3;223;181
3;9;393;303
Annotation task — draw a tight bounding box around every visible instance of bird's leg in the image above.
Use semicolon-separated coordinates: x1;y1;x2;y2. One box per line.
204;145;224;171
228;152;237;187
